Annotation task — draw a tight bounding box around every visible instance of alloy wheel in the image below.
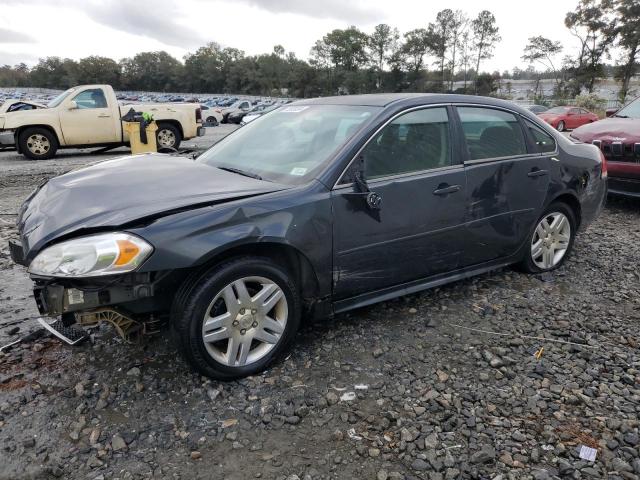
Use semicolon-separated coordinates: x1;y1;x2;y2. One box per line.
531;212;571;270
157;129;176;148
201;276;288;367
26;134;50;155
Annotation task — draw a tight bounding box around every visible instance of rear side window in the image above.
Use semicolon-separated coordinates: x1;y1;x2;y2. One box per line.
457;107;527;160
525;120;556;153
364;107;451;179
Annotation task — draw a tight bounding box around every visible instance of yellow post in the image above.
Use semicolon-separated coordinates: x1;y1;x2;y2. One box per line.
123;121;158;154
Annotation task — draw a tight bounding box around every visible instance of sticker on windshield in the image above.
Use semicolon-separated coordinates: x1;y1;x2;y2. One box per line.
281;106;309;113
290;167;307;176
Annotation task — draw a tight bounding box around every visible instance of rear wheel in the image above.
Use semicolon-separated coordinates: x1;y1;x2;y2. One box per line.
19;127;58;160
156;123;182;150
206;116;219;126
520;202;576;273
173;257;301;380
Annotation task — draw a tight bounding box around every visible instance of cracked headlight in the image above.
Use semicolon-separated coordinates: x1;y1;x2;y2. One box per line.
28;233;153;277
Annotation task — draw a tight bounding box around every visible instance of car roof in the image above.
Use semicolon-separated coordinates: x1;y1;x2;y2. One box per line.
291;93;531;112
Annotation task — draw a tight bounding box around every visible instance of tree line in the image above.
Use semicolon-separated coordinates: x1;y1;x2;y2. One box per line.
0;0;637;101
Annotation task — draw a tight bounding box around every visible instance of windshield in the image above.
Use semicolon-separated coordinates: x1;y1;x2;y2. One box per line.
546;107;569;114
47;88;75;108
616;97;640;119
197;104;379;184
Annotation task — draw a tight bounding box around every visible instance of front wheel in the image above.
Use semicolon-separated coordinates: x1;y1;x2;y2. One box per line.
173;257;301;380
156;123;182;150
519;202;576;273
556;121;565;132
206;116;219;127
19;127;58;160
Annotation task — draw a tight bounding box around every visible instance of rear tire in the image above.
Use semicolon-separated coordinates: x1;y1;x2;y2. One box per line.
206;116;219;127
19;127;58;160
519;202;577;273
156;123;182;150
173;257;301;380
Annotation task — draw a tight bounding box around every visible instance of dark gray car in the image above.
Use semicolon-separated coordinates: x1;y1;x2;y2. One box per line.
9;94;607;379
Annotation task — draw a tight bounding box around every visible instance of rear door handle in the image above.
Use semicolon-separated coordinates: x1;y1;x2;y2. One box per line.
527;169;548;178
433;184;461;196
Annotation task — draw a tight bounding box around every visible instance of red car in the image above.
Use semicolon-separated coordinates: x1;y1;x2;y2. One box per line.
538;106;599;132
571;96;640;198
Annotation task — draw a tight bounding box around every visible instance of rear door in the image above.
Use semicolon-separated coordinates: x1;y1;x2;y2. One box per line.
58;87;120;145
331;106;467;299
455;106;550;266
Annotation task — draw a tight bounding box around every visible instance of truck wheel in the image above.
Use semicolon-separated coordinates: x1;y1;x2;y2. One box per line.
172;257;301;380
156;123;182;150
19;127;58;160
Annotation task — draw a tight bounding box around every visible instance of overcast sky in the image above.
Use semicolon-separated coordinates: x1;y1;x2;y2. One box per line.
0;0;611;72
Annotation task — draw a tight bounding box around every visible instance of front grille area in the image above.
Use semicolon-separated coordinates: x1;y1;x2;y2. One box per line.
592;140;640;163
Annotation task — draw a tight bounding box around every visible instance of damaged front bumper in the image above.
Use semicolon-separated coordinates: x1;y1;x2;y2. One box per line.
0;129;16;147
32;278;155;317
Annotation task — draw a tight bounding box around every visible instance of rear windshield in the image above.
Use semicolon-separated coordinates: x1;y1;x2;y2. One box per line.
197;105;379;184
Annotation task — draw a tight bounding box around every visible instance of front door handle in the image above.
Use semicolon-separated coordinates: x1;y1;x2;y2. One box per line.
433;184;461;196
527;169;548;178
98;114;111;118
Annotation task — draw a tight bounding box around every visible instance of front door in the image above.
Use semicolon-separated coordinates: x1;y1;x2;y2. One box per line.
58;88;120;145
455;106;550;265
331;106;467;300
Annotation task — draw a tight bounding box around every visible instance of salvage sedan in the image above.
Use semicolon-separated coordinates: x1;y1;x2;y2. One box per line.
9;94;607;380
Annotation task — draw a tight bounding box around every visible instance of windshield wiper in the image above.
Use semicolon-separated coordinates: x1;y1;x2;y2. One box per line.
614;114;629;118
217;166;263;181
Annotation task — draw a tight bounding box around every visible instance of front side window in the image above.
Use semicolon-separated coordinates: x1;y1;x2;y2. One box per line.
364;107;451;180
457;107;527;160
197;104;379;184
526;120;556;153
73;89;108;109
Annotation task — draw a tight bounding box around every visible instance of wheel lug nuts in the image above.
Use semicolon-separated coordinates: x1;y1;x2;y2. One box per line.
240;308;245;314
240;329;246;335
232;320;239;326
251;309;257;314
252;322;258;328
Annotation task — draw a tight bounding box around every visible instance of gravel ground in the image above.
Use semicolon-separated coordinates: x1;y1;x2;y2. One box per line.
0;127;639;480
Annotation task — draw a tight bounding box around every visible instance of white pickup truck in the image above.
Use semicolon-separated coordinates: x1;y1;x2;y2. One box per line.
0;84;205;159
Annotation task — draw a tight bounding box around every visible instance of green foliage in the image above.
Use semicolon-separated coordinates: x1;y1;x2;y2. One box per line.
574;93;607;111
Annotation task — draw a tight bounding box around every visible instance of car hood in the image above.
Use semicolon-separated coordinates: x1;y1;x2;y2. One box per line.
571;117;640;143
17;153;287;261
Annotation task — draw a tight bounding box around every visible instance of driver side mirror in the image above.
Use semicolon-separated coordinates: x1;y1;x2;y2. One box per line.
67;100;78;110
605;108;618;118
343;155;382;212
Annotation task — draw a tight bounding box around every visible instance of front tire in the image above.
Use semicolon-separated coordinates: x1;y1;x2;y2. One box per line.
519;202;576;273
173;257;301;380
556;121;565;132
156;123;182;150
206;116;219;127
19;127;58;160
